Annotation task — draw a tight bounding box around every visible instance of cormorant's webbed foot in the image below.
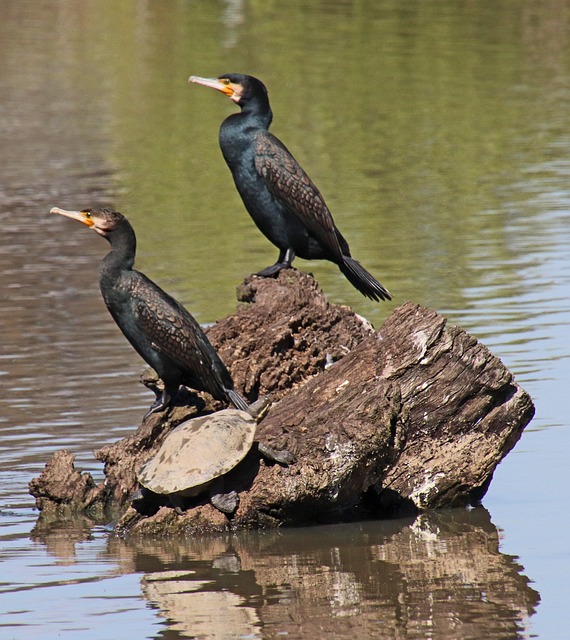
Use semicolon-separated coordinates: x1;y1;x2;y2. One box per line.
255;262;289;277
143;399;167;420
255;248;295;278
143;387;173;420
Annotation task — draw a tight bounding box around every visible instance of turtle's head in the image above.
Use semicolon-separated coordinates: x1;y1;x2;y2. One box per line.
247;396;271;421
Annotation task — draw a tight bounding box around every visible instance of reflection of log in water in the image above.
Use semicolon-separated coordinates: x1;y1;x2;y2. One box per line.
142;576;260;640
29;271;535;533
30;515;96;563
105;508;538;639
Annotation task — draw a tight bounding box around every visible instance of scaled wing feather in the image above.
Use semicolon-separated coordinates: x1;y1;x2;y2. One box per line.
254;131;344;260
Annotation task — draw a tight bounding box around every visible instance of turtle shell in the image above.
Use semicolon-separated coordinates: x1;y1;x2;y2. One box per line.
138;408;257;495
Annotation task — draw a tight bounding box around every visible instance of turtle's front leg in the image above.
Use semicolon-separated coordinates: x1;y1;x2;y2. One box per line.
209;477;239;514
258;442;296;465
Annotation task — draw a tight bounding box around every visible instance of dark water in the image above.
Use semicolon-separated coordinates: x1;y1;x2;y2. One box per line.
1;1;569;638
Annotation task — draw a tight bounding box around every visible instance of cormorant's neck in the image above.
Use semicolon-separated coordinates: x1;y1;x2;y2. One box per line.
219;94;272;166
100;223;136;276
238;94;273;130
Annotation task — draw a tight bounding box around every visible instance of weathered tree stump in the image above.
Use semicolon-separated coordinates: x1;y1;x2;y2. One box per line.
29;270;535;534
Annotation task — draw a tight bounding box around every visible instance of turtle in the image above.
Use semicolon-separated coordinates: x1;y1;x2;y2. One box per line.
135;398;295;515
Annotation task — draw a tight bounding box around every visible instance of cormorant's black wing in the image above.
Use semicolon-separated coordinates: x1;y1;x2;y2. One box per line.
254;130;345;260
131;275;232;394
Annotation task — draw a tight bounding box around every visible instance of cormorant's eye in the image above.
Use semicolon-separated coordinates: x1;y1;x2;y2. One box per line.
84;211;92;219
221;78;230;85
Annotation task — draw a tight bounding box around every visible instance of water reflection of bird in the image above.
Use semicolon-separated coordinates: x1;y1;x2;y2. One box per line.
189;73;391;302
51;206;248;417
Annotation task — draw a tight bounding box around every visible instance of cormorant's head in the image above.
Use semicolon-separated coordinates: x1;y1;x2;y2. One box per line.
189;73;269;107
51;207;127;238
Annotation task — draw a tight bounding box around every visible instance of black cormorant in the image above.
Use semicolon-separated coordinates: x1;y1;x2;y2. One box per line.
189;73;391;302
51;206;248;417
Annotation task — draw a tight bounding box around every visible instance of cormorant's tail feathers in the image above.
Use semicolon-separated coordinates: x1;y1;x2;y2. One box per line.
227;389;250;412
339;256;391;302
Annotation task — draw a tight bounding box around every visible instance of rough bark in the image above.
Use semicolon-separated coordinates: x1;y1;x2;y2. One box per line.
28;270;535;534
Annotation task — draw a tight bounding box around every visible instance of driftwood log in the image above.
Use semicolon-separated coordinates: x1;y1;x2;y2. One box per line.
29;270;535;534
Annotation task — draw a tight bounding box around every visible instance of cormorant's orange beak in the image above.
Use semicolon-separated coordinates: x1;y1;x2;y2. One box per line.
189;75;235;98
51;207;95;228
